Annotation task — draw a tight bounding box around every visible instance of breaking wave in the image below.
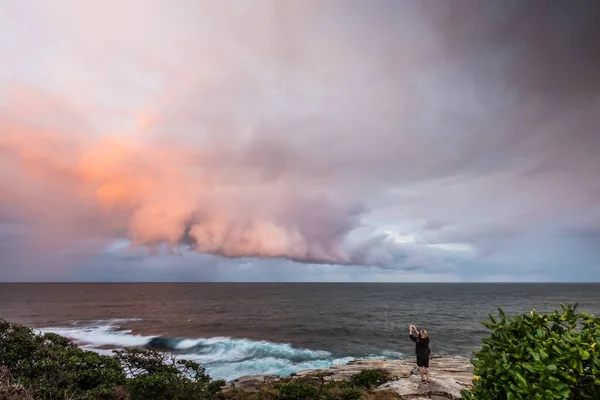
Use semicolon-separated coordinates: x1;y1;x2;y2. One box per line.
38;319;400;381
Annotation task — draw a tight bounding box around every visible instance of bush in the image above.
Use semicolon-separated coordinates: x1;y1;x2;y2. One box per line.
0;366;34;400
462;304;600;400
350;369;390;389
225;373;399;400
320;381;362;400
114;348;225;400
0;319;224;400
0;320;126;399
277;381;319;400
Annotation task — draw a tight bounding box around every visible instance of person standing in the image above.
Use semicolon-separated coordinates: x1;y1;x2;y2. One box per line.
409;325;431;383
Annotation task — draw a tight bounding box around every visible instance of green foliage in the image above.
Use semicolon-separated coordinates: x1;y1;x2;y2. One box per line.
0;366;34;400
225;372;399;400
319;381;363;400
113;348;225;400
0;319;224;400
350;368;390;389
462;304;600;400
0;319;126;399
277;381;319;400
273;376;394;400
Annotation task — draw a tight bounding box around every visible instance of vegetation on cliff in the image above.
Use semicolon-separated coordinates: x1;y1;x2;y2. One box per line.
0;319;224;400
225;369;399;400
462;304;600;399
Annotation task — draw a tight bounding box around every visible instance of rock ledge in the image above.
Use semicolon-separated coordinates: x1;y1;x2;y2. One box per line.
224;356;474;399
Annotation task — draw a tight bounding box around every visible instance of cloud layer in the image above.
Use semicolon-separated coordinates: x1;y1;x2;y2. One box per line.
1;0;599;281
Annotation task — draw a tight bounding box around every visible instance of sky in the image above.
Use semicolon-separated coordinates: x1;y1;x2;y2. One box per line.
1;0;599;282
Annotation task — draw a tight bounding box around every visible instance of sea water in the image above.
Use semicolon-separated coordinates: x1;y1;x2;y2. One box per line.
1;283;599;381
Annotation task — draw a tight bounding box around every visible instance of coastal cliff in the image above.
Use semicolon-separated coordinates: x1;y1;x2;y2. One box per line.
225;356;474;399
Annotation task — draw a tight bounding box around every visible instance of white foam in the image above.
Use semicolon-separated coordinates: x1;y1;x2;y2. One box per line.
179;337;332;364
175;338;206;349
38;320;402;381
38;319;154;347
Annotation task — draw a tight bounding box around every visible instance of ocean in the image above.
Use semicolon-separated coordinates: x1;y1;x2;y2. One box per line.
1;283;599;381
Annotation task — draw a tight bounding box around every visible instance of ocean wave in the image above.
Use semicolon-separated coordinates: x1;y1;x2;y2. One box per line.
37;319;153;347
148;336;332;363
38;319;401;381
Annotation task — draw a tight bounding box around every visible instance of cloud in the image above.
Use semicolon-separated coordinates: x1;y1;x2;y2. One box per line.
0;0;599;280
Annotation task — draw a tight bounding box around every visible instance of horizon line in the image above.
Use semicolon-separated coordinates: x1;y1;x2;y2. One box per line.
1;281;599;284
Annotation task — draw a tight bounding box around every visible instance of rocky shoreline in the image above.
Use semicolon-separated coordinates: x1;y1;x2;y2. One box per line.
224;356;474;399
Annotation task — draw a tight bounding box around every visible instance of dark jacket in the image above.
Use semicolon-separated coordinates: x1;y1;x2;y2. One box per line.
409;333;430;358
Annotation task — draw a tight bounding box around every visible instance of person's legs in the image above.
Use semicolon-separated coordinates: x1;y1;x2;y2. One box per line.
424;358;430;382
417;357;425;381
425;367;430;382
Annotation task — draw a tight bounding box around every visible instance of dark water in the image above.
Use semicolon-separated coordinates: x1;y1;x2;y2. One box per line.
1;283;599;380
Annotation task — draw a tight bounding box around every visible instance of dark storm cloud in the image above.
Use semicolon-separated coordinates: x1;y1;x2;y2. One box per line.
423;1;600;100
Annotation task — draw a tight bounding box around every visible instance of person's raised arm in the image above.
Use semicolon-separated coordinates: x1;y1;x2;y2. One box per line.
409;325;417;342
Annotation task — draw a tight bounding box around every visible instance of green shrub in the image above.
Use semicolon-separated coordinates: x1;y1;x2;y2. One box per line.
0;320;126;399
462;304;600;400
114;348;225;400
340;387;362;400
0;366;34;400
335;384;362;400
350;368;390;389
225;377;400;400
277;381;319;400
0;319;224;400
316;380;363;400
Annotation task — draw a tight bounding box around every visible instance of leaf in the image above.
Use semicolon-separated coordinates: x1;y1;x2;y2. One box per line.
515;372;528;389
560;304;567;313
552;344;562;354
522;363;537;373
576;359;584;374
557;385;571;398
498;308;506;321
509;383;521;393
536;329;543;338
545;364;557;372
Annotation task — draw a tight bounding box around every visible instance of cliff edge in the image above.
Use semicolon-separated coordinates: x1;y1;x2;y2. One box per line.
225;356;474;399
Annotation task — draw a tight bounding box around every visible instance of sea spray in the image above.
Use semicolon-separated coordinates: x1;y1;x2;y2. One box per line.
38;319;399;381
